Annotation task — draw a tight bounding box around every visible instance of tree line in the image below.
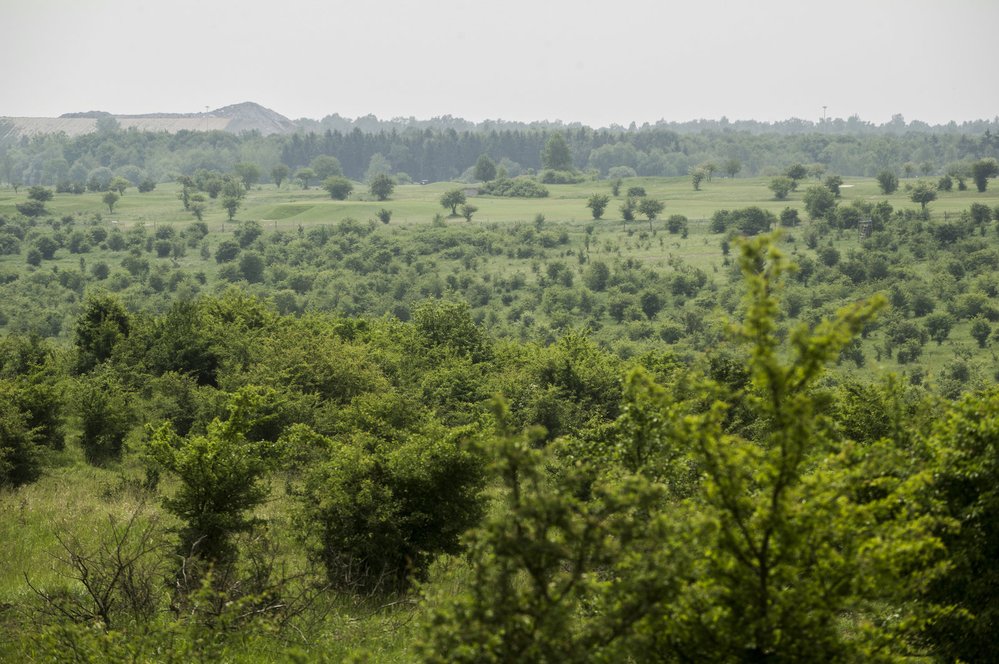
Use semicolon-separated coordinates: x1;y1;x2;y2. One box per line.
3;120;999;188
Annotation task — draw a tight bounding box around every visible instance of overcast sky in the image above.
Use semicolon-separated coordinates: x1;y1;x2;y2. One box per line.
4;0;997;127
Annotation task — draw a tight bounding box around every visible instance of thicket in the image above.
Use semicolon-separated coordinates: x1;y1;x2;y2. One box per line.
2;237;999;661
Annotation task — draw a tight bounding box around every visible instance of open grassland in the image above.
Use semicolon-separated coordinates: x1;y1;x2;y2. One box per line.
2;175;995;228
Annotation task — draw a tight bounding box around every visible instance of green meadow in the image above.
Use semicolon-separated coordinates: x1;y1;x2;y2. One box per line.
2;174;989;227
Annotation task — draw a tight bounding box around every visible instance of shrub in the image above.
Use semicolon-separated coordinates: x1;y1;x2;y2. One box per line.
0;382;41;487
149;389;282;566
323;176;353;200
666;214;688;234
295;406;485;593
481;177;549;198
74;368;132;465
214;240;241;263
539;169;585;184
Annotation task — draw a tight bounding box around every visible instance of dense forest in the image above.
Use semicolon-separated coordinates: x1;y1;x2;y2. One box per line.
3;116;999;186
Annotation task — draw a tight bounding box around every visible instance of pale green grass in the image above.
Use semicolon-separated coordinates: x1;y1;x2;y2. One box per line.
3;176;994;231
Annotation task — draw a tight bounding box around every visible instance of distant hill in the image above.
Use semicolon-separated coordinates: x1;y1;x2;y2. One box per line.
0;102;296;138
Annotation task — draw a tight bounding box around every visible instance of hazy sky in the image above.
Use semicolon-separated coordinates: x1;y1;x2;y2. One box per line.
4;0;997;127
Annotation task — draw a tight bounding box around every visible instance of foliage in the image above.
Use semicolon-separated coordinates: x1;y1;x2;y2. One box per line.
824;174;843;196
768;176;793;200
16;199;47;217
294;167;315;189
619;196;636;222
221;196;241;221
803;184;836;219
73;291;131;373
0;380;41;487
74;366;132;465
270;164;290;188
877;170;900;194
460;203;477;222
322;176;353;200
539;169;585;184
785;162;808;187
909;181;937;211
541;133;573;171
690;166;707;190
148;388;282;565
309;154;343;180
473;154;497;182
480;176;549;198
969;316;991;347
971;157;998;192
418;404;676;663
102;191;120;214
440;189;467;215
637;197;664;221
586;193;610;219
924;389;999;661
413;299;491;363
233;162;260;190
296;413;486;594
369;173;395;201
27;186;54;203
418;237;942;661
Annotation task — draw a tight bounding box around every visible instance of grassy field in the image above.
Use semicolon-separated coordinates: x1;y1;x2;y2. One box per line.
3;175;995;229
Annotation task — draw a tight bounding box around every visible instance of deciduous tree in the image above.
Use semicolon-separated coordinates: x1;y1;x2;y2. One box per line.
102;191;120;214
149;389;281;565
310;155;343;180
586;193;610;219
221;196;240;221
322;176;353;200
441;189;467;215
638;197;664;222
295;167;316;189
910;181;937;212
541;133;573;171
270;164;290;189
877;170;899;194
803;185;836;219
971;158;999;192
233;162;260;190
769;176;793;200
473;154;497;182
690;167;707;190
369;173;395;201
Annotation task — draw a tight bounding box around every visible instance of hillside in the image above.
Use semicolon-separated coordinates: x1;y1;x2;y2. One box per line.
0;101;294;138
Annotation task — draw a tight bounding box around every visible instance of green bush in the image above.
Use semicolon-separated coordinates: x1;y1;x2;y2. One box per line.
296;407;485;593
74;367;132;465
481;177;549;198
0;381;41;487
539;169;585;184
148;388;282;565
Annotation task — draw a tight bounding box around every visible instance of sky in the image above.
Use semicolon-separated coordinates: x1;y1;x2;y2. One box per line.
4;0;997;128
